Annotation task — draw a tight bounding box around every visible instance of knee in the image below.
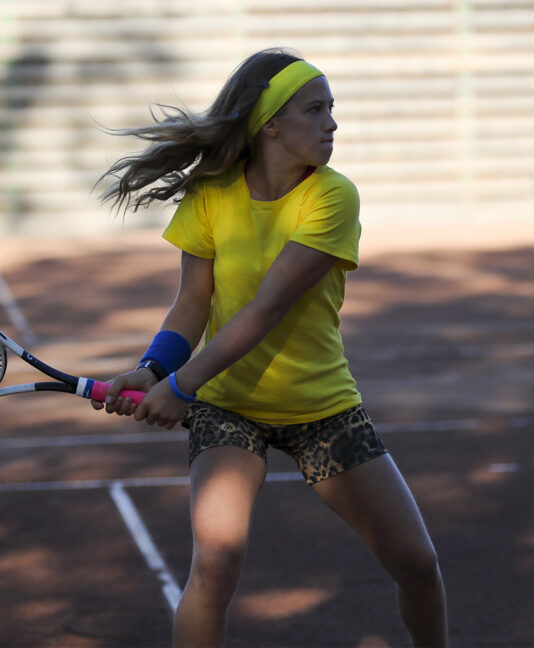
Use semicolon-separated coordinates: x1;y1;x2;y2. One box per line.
389;543;441;590
191;543;244;601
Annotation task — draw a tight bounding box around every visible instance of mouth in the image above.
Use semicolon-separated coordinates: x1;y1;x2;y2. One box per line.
321;139;334;144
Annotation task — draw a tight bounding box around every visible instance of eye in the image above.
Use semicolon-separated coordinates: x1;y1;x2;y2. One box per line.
329;103;335;113
308;105;320;114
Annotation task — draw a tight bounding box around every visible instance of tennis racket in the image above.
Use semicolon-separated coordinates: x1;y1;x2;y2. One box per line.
0;330;145;405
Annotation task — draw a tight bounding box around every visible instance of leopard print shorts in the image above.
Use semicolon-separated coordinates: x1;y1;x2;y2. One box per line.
181;402;388;486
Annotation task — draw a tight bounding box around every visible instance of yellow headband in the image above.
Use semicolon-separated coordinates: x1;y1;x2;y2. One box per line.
247;60;324;137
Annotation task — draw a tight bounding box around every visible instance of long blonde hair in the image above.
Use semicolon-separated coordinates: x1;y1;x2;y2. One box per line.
97;48;301;213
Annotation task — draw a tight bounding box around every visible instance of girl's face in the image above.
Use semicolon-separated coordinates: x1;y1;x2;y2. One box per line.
273;76;337;167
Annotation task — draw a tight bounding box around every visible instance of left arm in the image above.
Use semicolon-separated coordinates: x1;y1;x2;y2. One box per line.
134;241;336;427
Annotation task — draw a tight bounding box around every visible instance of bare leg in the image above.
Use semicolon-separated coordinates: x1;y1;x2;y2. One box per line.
173;446;266;648
313;454;448;647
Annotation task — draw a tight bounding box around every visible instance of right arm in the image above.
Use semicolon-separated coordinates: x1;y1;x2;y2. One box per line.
161;251;214;350
92;251;213;412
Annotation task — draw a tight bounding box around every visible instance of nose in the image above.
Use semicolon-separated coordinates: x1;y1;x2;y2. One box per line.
325;112;337;133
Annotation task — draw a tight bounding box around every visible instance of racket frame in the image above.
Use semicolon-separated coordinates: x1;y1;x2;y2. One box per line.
0;343;6;383
0;331;145;404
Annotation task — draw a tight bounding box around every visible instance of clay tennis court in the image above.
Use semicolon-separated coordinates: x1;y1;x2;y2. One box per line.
1;231;533;647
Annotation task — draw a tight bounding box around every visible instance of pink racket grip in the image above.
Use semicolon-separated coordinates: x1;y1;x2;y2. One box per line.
90;380;146;405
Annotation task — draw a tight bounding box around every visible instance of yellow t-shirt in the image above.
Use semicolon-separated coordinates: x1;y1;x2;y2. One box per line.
163;162;362;423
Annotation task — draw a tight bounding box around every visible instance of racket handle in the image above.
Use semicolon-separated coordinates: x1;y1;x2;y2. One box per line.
90;380;146;406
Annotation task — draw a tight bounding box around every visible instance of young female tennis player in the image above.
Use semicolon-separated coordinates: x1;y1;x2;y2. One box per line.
93;48;448;647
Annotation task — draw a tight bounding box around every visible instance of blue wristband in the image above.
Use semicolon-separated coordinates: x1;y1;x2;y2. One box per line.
169;372;197;403
140;330;192;376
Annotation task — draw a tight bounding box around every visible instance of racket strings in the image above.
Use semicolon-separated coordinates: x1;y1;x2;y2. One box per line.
0;346;6;383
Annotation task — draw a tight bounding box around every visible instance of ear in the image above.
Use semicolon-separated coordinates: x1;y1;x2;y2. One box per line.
260;118;279;139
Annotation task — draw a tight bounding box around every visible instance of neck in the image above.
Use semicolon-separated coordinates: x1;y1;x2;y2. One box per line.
245;150;311;201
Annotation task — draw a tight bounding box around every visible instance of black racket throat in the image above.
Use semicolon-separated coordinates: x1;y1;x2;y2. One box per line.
34;381;77;394
0;340;78;394
21;350;78;386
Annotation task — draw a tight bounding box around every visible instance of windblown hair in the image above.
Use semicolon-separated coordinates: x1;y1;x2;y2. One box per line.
97;48;301;213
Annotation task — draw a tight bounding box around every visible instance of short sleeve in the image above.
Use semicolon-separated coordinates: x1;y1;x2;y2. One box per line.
162;187;215;259
290;178;361;271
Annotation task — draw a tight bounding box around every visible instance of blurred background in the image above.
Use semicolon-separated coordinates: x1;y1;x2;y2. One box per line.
1;0;533;248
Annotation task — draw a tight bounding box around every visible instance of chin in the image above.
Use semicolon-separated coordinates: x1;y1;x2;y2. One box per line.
314;152;333;167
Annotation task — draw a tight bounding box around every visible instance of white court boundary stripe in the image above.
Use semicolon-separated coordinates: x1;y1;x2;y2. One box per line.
110;482;182;611
350;342;534;362
378;416;534;433
379;419;478;433
0;472;304;493
0;430;188;449
0;416;532;449
488;463;521;473
0;272;35;345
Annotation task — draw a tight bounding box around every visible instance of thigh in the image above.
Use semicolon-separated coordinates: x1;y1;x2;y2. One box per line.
312;454;435;576
190;445;267;551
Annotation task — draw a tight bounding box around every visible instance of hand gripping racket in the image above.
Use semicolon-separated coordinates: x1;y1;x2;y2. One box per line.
0;331;145;405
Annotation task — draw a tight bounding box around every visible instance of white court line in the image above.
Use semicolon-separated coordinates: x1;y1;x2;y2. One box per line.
378;419;478;433
110;481;182;612
0;430;188;449
488;463;522;473
0;475;191;493
342;320;534;336
0;273;36;345
352;342;534;362
1;416;532;450
0;472;304;493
